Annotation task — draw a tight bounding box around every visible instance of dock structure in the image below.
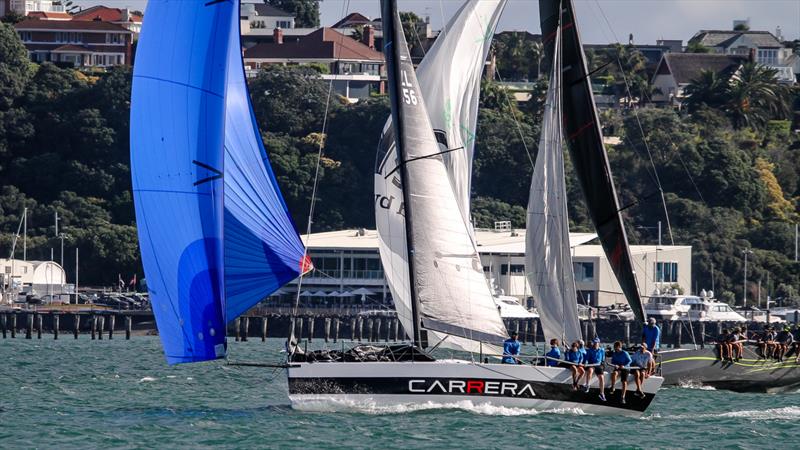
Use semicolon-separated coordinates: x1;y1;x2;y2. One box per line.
0;309;778;350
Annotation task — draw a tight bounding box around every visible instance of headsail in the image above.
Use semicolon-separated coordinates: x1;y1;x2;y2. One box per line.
526;24;582;345
381;0;508;348
222;2;310;323
131;0;232;364
540;0;646;321
375;0;506;352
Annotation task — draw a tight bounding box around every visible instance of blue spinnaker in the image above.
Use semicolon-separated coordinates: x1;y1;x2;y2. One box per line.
222;3;309;322
131;0;232;364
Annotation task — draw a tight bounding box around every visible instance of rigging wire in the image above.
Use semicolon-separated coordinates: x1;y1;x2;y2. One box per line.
589;0;675;246
288;0;352;352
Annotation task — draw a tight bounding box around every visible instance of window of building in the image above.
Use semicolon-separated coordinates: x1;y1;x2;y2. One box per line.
757;48;778;65
500;264;525;275
276;20;292;29
573;262;594;282
106;33;123;44
56;32;81;43
18;31;32;42
655;261;678;283
4;267;10;274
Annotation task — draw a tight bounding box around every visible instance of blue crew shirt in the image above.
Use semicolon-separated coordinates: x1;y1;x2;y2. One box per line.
585;347;605;365
545;347;562;367
565;349;583;365
502;338;521;364
611;349;632;367
643;324;661;351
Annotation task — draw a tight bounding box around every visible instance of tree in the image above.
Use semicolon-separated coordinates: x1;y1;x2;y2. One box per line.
733;23;750;31
267;0;320;28
0;23;33;109
492;32;542;81
399;11;423;53
683;69;728;112
686;42;711;53
725;62;792;129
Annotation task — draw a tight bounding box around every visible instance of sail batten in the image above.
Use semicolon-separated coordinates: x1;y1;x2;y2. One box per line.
376;0;507;353
540;0;645;322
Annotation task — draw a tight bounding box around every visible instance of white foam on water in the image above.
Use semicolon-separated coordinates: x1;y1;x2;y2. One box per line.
292;396;586;417
676;380;716;390
138;376;157;383
166;375;176;379
646;406;800;422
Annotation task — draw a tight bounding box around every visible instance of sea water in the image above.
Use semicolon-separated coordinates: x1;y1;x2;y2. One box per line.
2;337;799;449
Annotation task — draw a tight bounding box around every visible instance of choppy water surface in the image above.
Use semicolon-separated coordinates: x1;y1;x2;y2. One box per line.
2;337;799;449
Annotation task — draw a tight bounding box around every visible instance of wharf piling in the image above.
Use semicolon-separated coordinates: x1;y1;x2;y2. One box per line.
261;316;268;342
125;316;132;340
1;314;6;339
26;314;33;339
53;314;59;340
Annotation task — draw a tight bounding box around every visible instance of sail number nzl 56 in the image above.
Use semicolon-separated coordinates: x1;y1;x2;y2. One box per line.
401;70;418;105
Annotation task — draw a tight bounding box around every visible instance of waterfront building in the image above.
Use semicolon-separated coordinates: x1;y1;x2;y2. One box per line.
277;227;692;310
71;6;143;34
1;0;64;17
0;258;67;299
14;18;133;67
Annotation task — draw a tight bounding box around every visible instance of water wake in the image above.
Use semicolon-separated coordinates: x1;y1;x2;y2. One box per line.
644;406;800;422
291;396;586;417
676;380;716;390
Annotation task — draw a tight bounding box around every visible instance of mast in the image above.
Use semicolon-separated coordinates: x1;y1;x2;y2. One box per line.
540;0;646;322
381;0;424;348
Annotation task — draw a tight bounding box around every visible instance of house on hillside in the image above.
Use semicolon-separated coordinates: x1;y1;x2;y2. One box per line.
688;26;797;82
14;18;133;67
332;12;378;30
650;53;748;106
1;0;63;17
243;27;384;100
26;10;71;20
71;5;143;34
241;3;295;32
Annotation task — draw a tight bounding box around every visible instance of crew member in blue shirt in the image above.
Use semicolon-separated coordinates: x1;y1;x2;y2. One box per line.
582;337;607;401
564;341;585;390
642;318;661;354
609;341;633;404
545;338;562;367
502;331;521;364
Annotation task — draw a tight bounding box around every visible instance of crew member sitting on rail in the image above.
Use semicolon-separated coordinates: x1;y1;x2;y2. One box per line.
757;326;776;359
642;318;661;354
564;341;585;390
545;338;561;367
727;327;744;361
718;328;731;360
502;331;521;364
775;326;794;362
582;337;607;401
631;343;654;398
609;341;632;404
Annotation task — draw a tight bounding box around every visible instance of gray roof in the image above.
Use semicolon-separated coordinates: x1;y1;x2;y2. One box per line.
253;3;293;17
689;30;782;49
657;53;747;84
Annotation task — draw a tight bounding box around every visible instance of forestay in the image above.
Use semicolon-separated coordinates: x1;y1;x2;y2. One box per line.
525;25;582;345
375;0;506;353
131;0;231;364
382;0;508;347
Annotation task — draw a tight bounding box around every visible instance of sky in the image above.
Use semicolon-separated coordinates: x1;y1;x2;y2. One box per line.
77;0;800;45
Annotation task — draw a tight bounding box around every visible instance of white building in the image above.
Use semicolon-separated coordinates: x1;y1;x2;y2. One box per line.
0;258;67;297
1;0;64;16
282;228;692;309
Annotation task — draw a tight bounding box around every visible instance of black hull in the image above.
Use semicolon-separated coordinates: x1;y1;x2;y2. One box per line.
659;347;800;393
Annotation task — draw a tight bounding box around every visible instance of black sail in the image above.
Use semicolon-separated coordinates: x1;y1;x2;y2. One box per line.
539;0;646;321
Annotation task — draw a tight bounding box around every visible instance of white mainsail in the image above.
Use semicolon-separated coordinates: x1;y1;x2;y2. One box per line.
525;27;582;345
375;0;506;353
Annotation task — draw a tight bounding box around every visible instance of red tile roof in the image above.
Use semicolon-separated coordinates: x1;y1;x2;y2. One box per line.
331;12;371;28
52;44;91;52
26;11;73;20
72;5;143;23
15;18;131;32
245;27;384;61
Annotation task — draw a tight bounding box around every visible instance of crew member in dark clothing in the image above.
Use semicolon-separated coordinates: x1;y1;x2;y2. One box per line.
775;327;794;362
502;331;521;364
718;328;731;360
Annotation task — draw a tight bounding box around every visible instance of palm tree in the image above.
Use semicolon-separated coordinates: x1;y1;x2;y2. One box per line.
683;70;728;112
725;62;791;128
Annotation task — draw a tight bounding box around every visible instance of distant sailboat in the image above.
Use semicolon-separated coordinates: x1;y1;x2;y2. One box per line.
287;0;662;416
130;0;309;364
